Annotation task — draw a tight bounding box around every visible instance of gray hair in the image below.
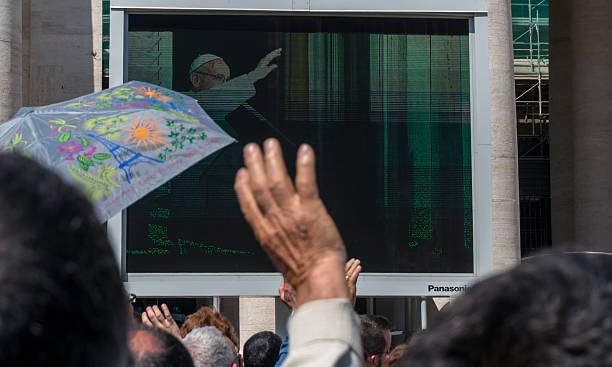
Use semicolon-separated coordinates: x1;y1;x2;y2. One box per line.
183;326;236;367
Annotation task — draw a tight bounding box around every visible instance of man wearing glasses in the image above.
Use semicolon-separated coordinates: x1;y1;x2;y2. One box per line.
187;49;281;136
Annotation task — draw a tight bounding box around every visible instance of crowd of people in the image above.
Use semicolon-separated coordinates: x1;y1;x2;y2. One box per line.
2;139;612;366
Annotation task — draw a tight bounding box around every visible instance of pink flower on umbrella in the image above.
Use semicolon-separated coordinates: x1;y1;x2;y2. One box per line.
58;141;83;155
83;145;97;156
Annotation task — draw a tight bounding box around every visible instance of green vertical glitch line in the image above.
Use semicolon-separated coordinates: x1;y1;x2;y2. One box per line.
407;35;433;240
460;35;473;249
383;36;389;208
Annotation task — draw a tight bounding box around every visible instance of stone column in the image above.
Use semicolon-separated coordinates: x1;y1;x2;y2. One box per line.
0;0;23;122
550;1;612;252
21;0;30;106
549;0;574;249
487;0;521;270
28;0;95;106
238;297;276;352
91;0;103;92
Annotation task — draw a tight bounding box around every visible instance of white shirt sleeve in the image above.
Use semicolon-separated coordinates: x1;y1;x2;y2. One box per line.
283;298;363;367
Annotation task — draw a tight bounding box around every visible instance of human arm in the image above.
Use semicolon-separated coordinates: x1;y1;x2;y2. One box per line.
275;261;361;366
284;298;362;367
234;139;348;302
275;336;290;367
234;138;362;366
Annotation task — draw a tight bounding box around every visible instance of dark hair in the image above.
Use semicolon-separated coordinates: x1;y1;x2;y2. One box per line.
362;314;392;330
243;331;282;367
0;153;129;366
360;314;392;356
129;325;194;367
401;253;612;367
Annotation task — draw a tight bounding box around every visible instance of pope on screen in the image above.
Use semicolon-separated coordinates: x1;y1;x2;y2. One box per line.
185;48;282;137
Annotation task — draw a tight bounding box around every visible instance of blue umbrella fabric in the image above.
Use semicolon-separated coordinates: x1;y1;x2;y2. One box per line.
0;81;235;222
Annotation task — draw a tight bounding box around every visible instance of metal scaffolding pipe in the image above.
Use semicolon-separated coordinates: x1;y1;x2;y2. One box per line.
0;0;22;122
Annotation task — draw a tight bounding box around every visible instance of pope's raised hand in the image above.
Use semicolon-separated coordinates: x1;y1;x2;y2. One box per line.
248;48;282;83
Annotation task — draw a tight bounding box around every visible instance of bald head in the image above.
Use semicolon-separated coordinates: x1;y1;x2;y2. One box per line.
129;329;162;361
128;325;194;367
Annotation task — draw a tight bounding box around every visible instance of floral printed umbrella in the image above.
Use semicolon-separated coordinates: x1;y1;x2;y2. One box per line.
0;81;235;222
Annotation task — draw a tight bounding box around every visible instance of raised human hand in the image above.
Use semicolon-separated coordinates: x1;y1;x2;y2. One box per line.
345;258;361;307
234;139;348;306
142;304;182;340
279;277;298;311
248;48;282;83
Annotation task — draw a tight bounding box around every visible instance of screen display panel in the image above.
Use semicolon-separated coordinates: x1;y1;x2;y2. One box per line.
126;15;473;273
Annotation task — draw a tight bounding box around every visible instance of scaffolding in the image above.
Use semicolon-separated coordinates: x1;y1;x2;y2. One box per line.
512;0;550;256
513;0;549;130
102;0;110;88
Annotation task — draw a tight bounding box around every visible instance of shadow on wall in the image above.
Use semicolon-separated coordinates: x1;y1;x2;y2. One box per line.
23;0;101;106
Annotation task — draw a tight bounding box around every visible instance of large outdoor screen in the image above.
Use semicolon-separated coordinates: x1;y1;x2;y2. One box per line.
125;15;473;273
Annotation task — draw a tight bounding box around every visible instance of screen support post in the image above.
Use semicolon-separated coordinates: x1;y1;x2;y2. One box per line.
420;296;427;330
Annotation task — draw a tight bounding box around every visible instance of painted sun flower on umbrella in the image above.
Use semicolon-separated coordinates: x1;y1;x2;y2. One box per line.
123;117;170;152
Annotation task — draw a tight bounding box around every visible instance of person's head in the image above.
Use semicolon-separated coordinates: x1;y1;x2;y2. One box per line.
189;54;230;91
183;326;239;367
0;153;130;366
129;325;194;367
360;314;392;367
181;306;239;349
400;252;612;367
243;331;282;367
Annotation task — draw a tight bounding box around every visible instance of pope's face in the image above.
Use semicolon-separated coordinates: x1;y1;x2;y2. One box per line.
194;58;230;91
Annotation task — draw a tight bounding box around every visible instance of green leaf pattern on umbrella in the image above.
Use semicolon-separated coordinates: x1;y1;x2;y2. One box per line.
49;118;79;133
58;131;72;143
93;153;111;160
77;155;95;171
67;165;120;201
158;123;207;161
83;115;129;140
1;130;28;153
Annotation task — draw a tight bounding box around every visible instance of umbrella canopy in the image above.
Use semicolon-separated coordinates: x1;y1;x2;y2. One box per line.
0;81;235;222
